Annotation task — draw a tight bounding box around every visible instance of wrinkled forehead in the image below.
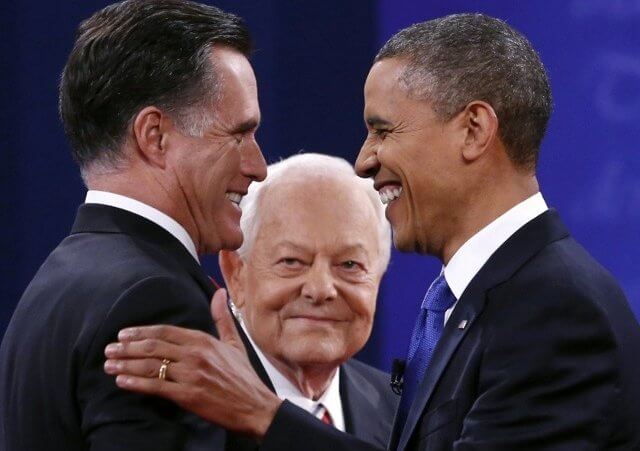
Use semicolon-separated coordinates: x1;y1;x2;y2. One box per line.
254;174;379;247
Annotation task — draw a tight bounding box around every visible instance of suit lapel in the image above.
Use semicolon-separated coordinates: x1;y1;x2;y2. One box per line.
340;362;390;446
233;314;276;392
396;210;569;450
394;289;482;450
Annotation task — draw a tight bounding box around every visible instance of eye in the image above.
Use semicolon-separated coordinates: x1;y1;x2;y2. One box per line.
340;260;363;271
278;257;303;267
373;129;389;139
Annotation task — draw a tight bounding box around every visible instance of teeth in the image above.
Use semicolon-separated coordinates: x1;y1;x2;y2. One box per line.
225;192;243;205
379;186;402;204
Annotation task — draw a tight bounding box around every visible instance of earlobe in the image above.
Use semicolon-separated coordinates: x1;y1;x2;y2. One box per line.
133;106;167;168
219;250;245;307
461;101;498;162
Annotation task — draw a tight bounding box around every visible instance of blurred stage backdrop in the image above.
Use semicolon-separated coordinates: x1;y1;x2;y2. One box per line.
1;0;639;371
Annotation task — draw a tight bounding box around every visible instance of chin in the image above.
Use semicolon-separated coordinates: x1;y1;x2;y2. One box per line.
215;228;244;252
284;340;344;367
392;230;418;253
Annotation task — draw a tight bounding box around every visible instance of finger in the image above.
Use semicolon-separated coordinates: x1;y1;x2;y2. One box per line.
210;288;245;353
104;338;183;361
115;374;190;404
104;358;172;379
117;323;207;345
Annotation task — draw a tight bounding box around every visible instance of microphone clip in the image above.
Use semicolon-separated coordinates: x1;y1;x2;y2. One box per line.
390;358;405;395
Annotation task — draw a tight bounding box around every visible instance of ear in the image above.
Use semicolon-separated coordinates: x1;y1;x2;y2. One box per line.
132;106;170;168
460;101;498;162
219;250;246;307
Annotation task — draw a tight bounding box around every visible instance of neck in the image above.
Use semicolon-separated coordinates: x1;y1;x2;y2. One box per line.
86;168;201;250
268;356;337;401
440;173;539;265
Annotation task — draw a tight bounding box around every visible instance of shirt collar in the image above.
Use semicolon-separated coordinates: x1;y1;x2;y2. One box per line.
444;192;548;300
237;313;345;431
84;190;199;263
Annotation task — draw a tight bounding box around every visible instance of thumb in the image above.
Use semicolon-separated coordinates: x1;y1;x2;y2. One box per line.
210;288;246;354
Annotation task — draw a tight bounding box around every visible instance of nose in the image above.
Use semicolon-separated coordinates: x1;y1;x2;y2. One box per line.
354;141;380;179
301;261;337;303
241;137;267;182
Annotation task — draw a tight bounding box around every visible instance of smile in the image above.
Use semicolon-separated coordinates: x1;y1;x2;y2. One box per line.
225;192;243;205
379;186;403;204
288;315;342;323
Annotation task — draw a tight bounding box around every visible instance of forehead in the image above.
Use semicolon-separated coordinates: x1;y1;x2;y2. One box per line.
208;46;259;118
364;58;417;119
254;174;380;252
212;47;257;91
365;58;408;95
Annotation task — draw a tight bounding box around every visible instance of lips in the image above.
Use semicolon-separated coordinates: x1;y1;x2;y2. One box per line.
288;315;341;322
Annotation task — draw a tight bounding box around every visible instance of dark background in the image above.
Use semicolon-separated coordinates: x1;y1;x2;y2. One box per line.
2;0;638;371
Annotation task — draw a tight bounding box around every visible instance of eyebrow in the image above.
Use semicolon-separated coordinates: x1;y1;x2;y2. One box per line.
338;243;372;260
231;119;260;134
274;241;309;253
275;241;371;258
365;115;393;128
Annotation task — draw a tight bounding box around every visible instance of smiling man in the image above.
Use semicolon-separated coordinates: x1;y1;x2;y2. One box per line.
98;12;640;451
218;153;395;447
0;1;265;450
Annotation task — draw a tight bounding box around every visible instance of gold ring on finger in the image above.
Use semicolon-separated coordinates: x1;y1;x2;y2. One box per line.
158;358;171;380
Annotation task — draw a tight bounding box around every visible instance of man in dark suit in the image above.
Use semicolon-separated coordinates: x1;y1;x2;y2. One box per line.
104;153;398;449
0;1;267;450
98;13;640;451
216;153;397;449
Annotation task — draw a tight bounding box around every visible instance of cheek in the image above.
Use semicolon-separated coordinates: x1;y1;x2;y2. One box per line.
243;277;298;343
341;286;377;342
202;145;242;189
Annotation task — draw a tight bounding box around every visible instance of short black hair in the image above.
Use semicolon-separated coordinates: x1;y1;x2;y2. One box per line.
59;0;251;170
376;13;552;170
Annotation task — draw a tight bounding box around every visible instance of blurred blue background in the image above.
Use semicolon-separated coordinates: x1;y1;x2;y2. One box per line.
1;0;638;372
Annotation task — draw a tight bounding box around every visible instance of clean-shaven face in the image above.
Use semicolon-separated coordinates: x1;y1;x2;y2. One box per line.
356;58;465;255
233;174;383;370
167;46;267;254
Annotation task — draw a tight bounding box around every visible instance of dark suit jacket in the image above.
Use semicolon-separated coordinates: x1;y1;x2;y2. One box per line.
0;203;397;451
229;325;397;450
259;210;640;451
0;204;224;451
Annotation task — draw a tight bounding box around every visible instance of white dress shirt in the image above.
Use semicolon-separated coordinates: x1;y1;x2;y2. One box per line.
85;190;199;263
238;320;346;431
443;192;548;323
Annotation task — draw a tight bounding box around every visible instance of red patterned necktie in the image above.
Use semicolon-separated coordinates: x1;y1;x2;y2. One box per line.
320;405;333;426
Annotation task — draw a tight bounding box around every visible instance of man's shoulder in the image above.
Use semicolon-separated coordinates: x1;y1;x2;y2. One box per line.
43;228;196;294
9;229;210;355
342;358;396;407
495;234;628;314
480;232;640;360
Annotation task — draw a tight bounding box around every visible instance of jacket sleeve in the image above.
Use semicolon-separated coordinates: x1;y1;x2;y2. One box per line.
76;276;226;451
261;401;385;451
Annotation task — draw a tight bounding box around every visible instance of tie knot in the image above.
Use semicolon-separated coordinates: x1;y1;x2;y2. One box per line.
317;403;333;426
421;274;456;312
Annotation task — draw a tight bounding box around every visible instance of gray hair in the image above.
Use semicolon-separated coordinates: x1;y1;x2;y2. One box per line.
237;153;392;272
376;13;552;170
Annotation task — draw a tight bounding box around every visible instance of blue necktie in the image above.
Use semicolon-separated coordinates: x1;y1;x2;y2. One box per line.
395;273;457;433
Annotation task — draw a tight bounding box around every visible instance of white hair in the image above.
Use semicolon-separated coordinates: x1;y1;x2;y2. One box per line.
237;153;391;272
